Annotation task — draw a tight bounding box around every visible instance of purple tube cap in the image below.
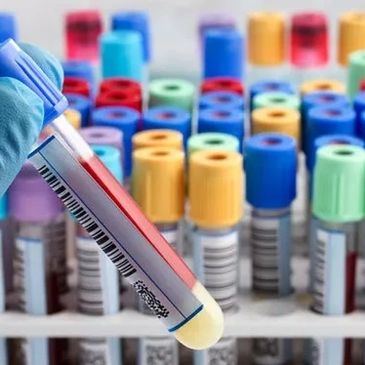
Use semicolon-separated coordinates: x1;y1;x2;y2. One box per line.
80;126;123;152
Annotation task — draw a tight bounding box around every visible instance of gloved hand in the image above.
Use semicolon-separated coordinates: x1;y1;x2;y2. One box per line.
0;43;63;196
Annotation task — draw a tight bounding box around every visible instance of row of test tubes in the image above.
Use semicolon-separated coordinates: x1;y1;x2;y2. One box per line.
1;7;365;365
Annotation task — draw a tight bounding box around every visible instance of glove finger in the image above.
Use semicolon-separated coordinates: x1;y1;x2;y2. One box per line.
0;77;44;196
19;42;64;90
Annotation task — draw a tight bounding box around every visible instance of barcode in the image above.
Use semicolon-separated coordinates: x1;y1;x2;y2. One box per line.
194;231;239;312
253;338;292;364
38;165;137;278
206;337;237;364
79;338;117;365
139;337;178;365
313;233;326;314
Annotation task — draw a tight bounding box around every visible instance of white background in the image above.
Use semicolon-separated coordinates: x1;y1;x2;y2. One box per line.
2;1;365;77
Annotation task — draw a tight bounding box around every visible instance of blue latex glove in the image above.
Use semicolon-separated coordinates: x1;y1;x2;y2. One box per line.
0;43;63;196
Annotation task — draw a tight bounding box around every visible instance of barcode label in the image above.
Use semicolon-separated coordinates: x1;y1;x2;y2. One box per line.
307;338;345;365
253;338;292;365
312;229;346;315
194;337;237;365
193;229;239;312
0;231;4;313
77;236;119;315
79;338;121;365
29;135;202;331
138;337;178;365
251;215;291;296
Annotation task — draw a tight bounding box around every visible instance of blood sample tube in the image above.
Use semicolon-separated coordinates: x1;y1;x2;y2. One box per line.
63;77;90;98
100;31;143;82
62;60;95;93
252;91;300;111
247;12;286;84
0;12;18;42
133;130;183;151
189;150;242;364
201;77;244;95
203;29;244;80
290;12;329;85
64;109;82;130
149;79;195;112
111;11;151;64
92;106;139;180
143;106;191;149
9;162;68;364
308;144;365;364
133;146;184;365
347;50;365;99
64;93;91;127
198;107;244;152
77;145;122;365
65;10;102;63
199;91;244;110
188;133;239;155
300;79;345;96
245;133;297;365
0;194;7;365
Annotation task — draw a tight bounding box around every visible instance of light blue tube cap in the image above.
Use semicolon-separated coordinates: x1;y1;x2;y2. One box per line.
91;145;123;183
101;30;143;81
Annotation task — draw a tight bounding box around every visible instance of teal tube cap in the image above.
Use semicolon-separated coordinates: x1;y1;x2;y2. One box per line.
0;193;7;220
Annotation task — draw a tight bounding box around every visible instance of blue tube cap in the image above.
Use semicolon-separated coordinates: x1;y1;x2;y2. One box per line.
101;30;143;81
354;92;365;137
198;107;244;151
0;39;67;126
143;106;191;147
203;29;244;80
305;106;356;170
245;133;297;209
199;91;244;110
0;13;18;42
91;145;123;183
111;11;151;62
62;60;94;88
92;106;140;178
308;134;364;175
64;93;91;127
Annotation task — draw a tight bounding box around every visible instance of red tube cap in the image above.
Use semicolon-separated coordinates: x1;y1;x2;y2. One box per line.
201;77;244;95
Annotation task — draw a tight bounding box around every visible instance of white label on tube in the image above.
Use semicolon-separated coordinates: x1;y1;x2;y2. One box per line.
251;214;291;296
29;136;202;332
194;337;237;365
193;229;239;311
20;338;49;365
253;338;292;365
138;337;178;365
0;339;7;365
77;236;119;315
309;338;344;365
79;338;121;365
313;229;346;315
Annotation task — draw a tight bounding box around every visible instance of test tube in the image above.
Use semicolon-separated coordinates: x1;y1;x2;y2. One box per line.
247;12;286;84
203;29;244;80
198;107;244;151
189;150;243;363
0;12;18;42
77;145;123;365
199;91;244;110
308;144;365;364
62;60;95;92
100;77;142;95
133;130;183;151
64;93;91;127
0;194;7;365
133;146;185;364
148;79;195;112
63;77;91;98
9;162;68;364
92;106;139;180
65;10;103;63
201;77;244;95
347;50;365;99
0;39;224;350
142;106;191;149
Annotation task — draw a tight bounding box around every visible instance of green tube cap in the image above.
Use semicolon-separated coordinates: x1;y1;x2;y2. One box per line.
148;78;195;111
253;91;300;110
188;132;239;156
347;50;365;99
313;144;365;222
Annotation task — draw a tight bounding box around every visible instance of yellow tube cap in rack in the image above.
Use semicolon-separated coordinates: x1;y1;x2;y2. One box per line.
189;150;243;229
338;12;365;66
132;129;183;150
247;12;286;66
300;79;345;95
64;108;82;129
132;147;185;223
251;107;301;145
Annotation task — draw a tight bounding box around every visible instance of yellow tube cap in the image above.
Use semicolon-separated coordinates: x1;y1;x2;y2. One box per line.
300;79;345;95
189;150;243;229
252;107;301;145
338;12;365;66
248;12;286;66
132;129;183;150
64;108;82;129
132;147;185;223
